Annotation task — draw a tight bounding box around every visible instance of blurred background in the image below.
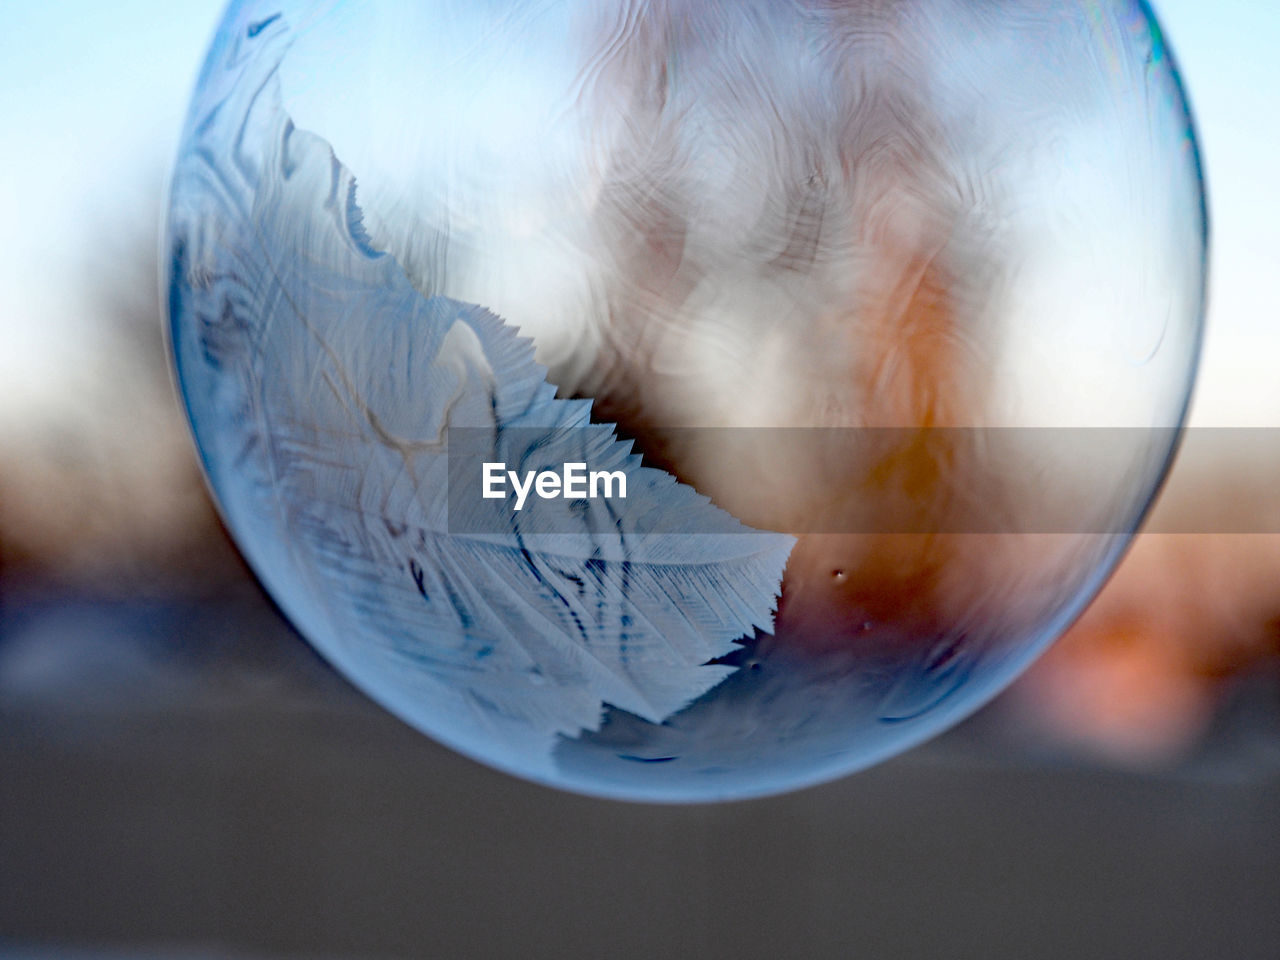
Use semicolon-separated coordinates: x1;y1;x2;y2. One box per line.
1;2;1277;958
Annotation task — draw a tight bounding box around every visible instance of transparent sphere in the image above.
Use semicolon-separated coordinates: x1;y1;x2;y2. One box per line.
168;0;1205;801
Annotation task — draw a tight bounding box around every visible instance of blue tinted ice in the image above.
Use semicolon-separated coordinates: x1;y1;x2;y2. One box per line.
169;14;793;776
169;1;1205;800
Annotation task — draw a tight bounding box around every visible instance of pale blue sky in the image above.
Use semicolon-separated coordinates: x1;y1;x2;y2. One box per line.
0;0;1274;425
0;0;225;421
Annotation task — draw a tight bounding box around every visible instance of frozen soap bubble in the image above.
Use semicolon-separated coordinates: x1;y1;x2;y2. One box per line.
168;0;1205;801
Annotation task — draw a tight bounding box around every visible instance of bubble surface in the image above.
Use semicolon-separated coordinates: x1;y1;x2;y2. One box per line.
168;0;1205;801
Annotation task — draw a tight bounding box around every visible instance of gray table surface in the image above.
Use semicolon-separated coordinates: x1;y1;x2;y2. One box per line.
2;579;1278;960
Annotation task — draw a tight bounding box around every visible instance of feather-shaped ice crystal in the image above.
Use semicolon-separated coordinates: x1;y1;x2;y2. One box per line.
168;10;792;778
